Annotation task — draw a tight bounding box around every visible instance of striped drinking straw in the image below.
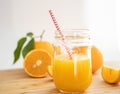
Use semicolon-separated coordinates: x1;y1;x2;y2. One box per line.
49;10;72;59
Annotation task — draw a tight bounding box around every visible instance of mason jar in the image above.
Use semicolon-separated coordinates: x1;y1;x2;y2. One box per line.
53;29;92;93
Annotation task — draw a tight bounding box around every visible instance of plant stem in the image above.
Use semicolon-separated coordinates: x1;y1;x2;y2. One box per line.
40;30;45;40
34;30;46;40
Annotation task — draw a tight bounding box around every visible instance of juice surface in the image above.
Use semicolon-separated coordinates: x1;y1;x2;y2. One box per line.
53;54;92;92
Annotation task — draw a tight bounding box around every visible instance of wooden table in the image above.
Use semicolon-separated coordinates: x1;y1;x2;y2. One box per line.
0;68;120;94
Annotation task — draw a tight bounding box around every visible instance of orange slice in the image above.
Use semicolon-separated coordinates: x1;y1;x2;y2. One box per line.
72;46;88;55
23;49;52;77
54;46;61;55
101;65;120;84
47;65;53;77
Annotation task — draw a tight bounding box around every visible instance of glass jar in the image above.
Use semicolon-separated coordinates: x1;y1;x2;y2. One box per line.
53;29;92;93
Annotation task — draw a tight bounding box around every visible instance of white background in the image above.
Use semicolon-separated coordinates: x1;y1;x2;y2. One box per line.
0;0;119;70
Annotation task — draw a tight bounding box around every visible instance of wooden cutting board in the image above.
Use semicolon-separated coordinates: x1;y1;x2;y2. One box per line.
0;68;120;94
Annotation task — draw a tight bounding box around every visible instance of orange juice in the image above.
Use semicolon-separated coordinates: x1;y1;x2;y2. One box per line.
53;54;92;93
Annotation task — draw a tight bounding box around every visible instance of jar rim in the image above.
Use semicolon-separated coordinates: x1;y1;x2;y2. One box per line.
55;29;90;38
55;29;90;33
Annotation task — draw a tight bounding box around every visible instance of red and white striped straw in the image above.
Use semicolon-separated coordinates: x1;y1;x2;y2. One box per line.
49;10;72;59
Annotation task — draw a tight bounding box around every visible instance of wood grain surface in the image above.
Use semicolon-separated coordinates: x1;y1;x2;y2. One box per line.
0;68;120;94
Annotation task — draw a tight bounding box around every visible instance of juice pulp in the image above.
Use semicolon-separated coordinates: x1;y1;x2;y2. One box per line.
53;54;92;92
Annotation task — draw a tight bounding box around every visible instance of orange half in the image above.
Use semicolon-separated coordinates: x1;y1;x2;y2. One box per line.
24;49;52;77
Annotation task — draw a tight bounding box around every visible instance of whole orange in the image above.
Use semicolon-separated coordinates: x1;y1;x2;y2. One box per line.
34;41;54;58
91;46;103;73
71;45;103;73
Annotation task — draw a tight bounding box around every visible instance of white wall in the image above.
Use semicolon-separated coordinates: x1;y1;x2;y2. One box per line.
0;0;118;70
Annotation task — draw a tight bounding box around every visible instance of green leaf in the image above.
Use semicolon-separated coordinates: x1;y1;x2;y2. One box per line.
26;32;33;38
22;38;34;58
13;37;27;64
